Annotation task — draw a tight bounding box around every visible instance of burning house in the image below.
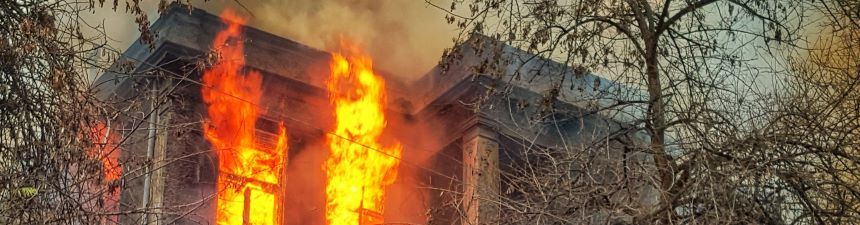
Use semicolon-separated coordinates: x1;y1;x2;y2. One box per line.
94;4;653;225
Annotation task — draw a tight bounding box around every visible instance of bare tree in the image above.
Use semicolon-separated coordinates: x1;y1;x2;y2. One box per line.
0;1;188;224
775;1;860;223
432;0;860;224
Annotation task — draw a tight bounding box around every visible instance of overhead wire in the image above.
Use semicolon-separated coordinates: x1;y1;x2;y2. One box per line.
99;48;465;185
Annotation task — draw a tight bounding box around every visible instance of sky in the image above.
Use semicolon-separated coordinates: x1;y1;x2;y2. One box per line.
83;0;460;82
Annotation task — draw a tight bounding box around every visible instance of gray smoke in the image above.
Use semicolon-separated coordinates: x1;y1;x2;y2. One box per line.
88;0;458;81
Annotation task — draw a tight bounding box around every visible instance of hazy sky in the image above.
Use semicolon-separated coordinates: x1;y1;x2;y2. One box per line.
84;0;460;81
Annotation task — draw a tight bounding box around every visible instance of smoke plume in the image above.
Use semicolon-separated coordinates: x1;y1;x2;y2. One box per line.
87;0;457;81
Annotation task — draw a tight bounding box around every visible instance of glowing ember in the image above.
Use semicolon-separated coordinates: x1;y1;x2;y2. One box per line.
325;41;402;225
202;10;288;225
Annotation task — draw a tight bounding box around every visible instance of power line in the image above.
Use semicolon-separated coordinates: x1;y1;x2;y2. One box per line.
103;50;464;183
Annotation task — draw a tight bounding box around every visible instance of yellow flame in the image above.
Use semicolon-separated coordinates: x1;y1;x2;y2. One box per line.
325;41;402;225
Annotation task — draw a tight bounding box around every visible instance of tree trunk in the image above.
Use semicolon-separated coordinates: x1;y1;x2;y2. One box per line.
644;31;673;223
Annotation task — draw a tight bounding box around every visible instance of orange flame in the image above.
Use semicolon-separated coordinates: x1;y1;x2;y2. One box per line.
202;10;288;225
325;41;402;225
90;122;122;183
87;121;121;224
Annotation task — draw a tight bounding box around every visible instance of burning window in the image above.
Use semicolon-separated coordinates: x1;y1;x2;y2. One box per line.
324;42;402;225
201;10;288;225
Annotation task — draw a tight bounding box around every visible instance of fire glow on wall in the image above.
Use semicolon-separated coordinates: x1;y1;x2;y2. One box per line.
88;122;122;224
201;10;402;225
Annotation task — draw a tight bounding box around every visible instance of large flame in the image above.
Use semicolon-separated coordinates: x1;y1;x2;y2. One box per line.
202;10;288;225
325;42;402;225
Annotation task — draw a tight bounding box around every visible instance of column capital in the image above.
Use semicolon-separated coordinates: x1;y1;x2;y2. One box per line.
460;114;500;142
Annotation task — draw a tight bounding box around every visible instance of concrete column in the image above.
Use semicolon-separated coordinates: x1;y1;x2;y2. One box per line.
149;109;169;224
141;95;158;225
461;124;500;225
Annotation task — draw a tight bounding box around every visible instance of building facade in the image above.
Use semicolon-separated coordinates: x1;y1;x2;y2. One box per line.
95;4;652;225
